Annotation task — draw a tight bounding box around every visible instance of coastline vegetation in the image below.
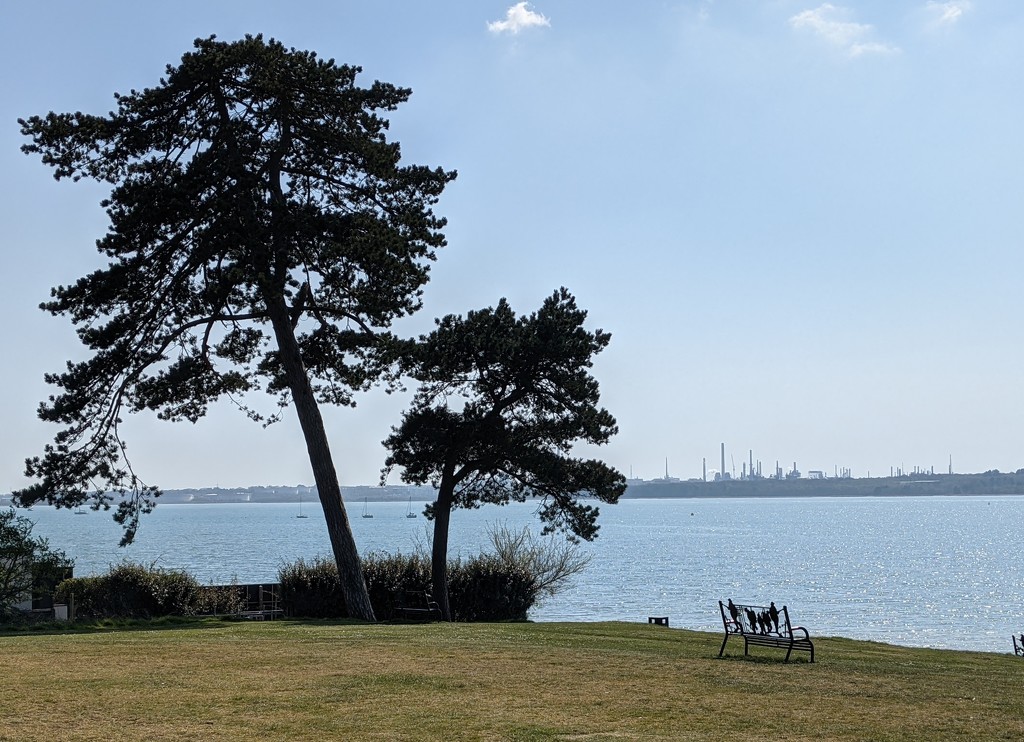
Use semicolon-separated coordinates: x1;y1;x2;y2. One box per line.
30;525;587;623
0;620;1020;741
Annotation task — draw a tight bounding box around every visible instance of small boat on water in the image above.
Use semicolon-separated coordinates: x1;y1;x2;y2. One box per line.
362;497;373;519
406;496;417;519
296;491;309;519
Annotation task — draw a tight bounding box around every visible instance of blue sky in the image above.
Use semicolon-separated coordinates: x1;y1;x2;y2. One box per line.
2;0;1022;490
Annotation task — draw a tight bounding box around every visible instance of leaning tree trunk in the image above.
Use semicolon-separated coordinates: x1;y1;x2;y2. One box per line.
431;477;455;621
265;299;376;622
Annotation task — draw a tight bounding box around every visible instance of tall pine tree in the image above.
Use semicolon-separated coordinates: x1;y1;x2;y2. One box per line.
382;289;625;619
17;35;456;620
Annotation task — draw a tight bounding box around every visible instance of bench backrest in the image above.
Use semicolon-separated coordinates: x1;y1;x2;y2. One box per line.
396;589;438;610
720;600;792;637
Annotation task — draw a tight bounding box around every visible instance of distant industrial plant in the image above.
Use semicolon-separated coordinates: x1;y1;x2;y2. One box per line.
630;443;961;486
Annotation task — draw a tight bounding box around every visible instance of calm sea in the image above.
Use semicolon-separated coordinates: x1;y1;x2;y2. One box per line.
17;495;1024;654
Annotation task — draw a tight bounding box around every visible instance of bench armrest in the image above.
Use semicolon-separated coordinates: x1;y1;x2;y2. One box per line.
790;625;811;640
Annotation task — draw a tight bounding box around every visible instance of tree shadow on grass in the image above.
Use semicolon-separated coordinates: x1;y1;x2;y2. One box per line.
0;615;368;637
715;652;815;665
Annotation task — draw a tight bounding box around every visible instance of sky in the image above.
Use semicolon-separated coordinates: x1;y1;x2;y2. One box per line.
2;0;1023;491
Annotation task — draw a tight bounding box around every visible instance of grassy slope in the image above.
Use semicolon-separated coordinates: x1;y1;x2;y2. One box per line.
1;621;1020;741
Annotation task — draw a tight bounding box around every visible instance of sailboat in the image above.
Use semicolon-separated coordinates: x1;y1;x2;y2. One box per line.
406;496;417;519
361;497;373;519
296;490;308;519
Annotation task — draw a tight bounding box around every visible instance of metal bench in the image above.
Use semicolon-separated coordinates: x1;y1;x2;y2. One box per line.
719;599;814;663
393;590;443;622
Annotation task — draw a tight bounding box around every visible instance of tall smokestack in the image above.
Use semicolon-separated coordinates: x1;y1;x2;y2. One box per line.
721;443;725;481
702;457;706;482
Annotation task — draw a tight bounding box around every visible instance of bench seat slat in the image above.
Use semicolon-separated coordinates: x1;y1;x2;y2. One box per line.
393;590;443;622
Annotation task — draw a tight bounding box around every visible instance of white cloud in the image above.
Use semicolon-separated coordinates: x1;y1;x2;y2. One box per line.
790;4;869;47
925;1;972;28
487;3;551;35
849;41;900;58
790;4;899;57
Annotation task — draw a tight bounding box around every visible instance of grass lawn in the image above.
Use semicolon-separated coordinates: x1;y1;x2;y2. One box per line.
0;620;1021;741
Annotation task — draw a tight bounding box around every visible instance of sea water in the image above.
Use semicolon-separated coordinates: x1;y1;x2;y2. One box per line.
17;495;1024;653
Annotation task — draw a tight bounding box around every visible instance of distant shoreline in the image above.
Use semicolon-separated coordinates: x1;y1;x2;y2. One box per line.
621;470;1024;499
4;470;1024;506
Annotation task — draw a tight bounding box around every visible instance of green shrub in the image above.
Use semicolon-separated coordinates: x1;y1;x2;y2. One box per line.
195;583;248;616
278;552;432;619
54;575;103;618
446;554;534;622
54;563;202;619
278;548;540;621
278;556;346;618
363;551;433;621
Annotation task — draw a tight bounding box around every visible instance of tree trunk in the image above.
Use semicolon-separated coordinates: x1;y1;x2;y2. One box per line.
431;478;455;621
265;299;376;622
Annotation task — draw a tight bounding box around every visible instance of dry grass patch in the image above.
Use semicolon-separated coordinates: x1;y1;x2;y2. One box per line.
0;621;1021;741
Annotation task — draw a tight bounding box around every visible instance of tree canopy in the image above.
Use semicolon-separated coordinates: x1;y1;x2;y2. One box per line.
382;288;625;618
16;35;456;620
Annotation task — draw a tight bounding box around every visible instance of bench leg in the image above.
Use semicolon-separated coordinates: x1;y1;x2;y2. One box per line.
719;634;730;657
784;642;814;662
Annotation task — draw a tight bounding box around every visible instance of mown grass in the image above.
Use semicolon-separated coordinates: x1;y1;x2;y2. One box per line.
0;620;1020;741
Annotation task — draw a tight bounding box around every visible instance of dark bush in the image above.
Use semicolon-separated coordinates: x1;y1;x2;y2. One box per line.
54;576;102;618
277;551;535;621
278;556;346;618
447;554;534;622
278;552;432;619
363;552;433;621
195;583;248;616
54;563;202;619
